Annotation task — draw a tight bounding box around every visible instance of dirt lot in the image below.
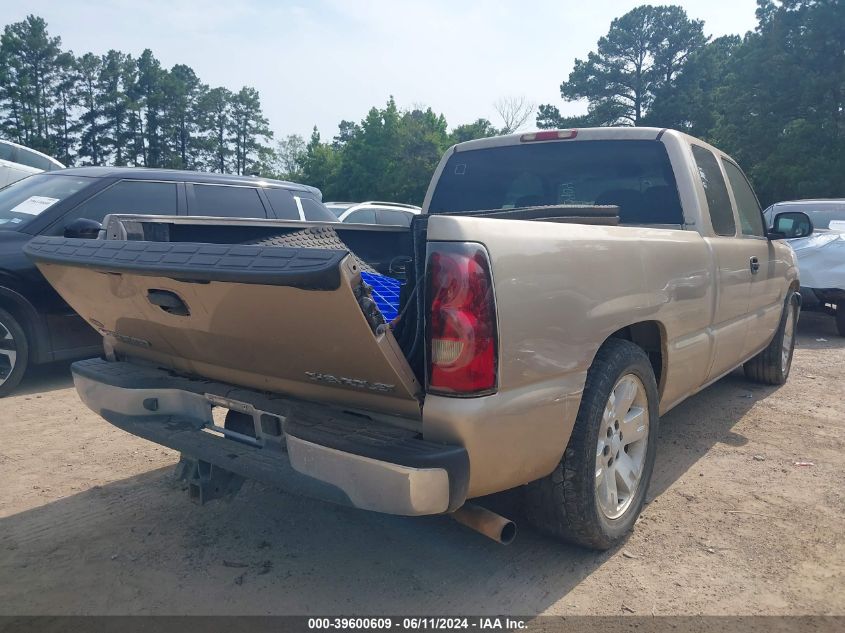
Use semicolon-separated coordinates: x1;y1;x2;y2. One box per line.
1;312;843;616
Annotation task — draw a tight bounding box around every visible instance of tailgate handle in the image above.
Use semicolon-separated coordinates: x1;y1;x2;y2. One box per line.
147;289;190;316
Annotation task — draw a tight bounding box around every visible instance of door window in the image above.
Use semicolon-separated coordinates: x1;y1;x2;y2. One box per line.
376;209;412;226
299;196;336;221
192;184;267;218
263;188;300;220
692;145;735;236
343;208;377;224
722;160;765;237
53;180;178;234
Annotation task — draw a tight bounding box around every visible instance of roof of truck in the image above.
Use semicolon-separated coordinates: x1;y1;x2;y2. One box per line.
450;127;670;153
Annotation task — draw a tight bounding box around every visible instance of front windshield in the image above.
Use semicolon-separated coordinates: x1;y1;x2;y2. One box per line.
0;174;92;230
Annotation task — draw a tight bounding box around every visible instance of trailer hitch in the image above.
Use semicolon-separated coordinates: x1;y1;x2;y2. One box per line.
175;456;245;505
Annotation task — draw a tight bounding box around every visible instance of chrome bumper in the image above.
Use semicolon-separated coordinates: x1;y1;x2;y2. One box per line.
72;359;468;516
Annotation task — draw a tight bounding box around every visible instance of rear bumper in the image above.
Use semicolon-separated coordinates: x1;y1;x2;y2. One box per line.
72;359;468;516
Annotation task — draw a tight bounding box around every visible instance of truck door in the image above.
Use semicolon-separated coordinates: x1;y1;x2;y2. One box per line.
721;159;784;357
691;145;754;382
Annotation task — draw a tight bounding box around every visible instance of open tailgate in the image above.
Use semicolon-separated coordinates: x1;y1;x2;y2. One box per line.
25;235;422;419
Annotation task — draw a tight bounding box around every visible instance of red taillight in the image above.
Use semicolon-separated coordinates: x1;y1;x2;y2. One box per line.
520;129;577;142
427;243;497;395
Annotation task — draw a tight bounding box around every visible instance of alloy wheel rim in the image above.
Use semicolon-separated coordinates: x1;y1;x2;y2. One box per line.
0;319;17;386
595;373;649;520
782;305;796;373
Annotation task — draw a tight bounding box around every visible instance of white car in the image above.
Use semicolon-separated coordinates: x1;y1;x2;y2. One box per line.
325;201;421;226
764;199;845;335
0;140;64;187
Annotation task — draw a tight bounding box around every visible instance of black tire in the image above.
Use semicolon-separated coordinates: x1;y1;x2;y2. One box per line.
743;290;799;385
836;305;845;337
524;338;659;550
0;307;29;398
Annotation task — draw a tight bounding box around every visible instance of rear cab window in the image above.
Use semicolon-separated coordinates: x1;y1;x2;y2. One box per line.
428;139;684;225
691;145;736;236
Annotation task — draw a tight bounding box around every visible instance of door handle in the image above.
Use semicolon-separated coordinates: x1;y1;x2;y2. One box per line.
749;256;760;274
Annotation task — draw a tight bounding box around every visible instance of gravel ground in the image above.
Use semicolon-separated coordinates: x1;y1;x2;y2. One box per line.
1;311;843;615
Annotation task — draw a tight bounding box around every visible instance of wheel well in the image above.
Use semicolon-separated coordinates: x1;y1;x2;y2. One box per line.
609;321;665;392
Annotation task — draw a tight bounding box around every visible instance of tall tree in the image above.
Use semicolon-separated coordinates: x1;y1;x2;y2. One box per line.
136;49;166;167
271;133;306;180
393;107;449;203
709;0;845;205
229;86;272;175
197;86;233;173
299;127;340;197
75;52;106;165
165;64;205;169
0;15;63;153
98;50;133;166
547;5;706;126
50;51;78;164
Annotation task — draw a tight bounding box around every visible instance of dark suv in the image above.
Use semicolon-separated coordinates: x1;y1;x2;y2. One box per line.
0;167;336;395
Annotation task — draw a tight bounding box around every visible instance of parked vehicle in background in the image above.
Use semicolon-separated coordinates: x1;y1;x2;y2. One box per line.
763;199;845;336
0;166;335;396
325;201;421;226
28;128;804;549
0;140;65;187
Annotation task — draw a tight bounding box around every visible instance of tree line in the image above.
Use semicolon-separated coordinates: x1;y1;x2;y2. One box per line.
537;0;844;207
2;2;843;208
259;0;845;207
0;15;272;174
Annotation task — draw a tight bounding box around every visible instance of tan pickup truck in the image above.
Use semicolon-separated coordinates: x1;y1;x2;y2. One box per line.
26;128;809;549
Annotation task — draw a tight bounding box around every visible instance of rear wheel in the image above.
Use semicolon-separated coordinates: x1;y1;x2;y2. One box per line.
524;339;659;550
743;290;799;385
0;307;29;398
835;305;845;337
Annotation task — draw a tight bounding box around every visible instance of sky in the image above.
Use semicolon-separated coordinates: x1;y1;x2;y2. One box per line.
5;0;760;142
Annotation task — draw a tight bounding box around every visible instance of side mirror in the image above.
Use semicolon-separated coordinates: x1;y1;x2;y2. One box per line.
64;217;103;239
769;211;813;240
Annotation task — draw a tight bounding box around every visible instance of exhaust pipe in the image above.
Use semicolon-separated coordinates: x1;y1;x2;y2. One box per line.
451;504;516;545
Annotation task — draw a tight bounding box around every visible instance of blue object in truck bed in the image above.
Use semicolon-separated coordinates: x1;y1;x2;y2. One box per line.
360;271;402;322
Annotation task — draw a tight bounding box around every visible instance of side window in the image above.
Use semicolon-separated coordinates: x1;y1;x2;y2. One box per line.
263;188;300;220
16;149;54;171
192;184;267;218
54;180;178;234
722;160;765;237
692;145;735;236
299;196;336;222
344;208;377;224
0;143;16;162
376;209;412;226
